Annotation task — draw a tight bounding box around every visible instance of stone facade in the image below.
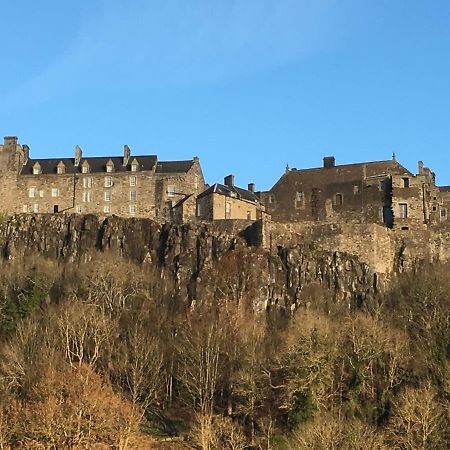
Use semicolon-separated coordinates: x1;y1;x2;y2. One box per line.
261;156;449;230
0;136;206;221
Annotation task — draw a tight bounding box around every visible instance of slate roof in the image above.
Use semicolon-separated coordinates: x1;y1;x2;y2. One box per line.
156;160;194;174
197;183;259;203
438;186;450;192
20;155;160;175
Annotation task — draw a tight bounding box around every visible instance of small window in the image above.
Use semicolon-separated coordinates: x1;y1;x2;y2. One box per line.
196;202;203;217
354;185;360;195
131;163;138;172
130;176;136;187
29;187;37;198
399;203;408;219
441;208;447;218
130;191;137;202
334;193;343;206
33;204;39;213
433;206;437;211
104;176;112;188
57;167;64;174
268;195;274;204
76;206;82;214
83;191;92;203
104;205;110;213
51;188;59;198
295;192;304;209
129;205;137;215
104;191;111;202
22;205;28;213
39;190;44;198
225;201;231;219
106;164;114;173
402;178;410;188
167;185;175;198
32;164;41;175
82;165;89;174
83;177;92;188
194;174;199;189
53;205;59;213
247;211;251;220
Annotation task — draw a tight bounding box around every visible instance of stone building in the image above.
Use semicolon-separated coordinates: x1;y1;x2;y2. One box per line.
262;156;448;230
0;136;205;220
196;175;266;221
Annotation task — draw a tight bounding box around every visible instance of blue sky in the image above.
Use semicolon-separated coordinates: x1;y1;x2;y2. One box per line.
2;0;450;189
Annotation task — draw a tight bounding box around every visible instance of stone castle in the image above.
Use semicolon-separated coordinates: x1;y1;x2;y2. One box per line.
1;135;450;233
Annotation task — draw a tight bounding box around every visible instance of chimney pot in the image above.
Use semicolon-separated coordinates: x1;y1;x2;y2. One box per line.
248;182;255;193
418;160;424;174
323;156;335;168
224;174;234;187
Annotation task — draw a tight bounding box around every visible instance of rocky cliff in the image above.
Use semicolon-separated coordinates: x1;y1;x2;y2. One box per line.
0;214;381;311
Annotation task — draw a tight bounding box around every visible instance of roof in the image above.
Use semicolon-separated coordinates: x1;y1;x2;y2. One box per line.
156;160;194;174
438;186;450;192
271;159;413;190
21;155;156;175
197;183;259;203
172;194;193;209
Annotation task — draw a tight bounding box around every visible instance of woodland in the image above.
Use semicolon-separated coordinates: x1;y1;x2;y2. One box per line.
0;253;449;449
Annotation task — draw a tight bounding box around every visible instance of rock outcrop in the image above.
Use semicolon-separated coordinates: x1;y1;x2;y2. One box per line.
0;214;381;312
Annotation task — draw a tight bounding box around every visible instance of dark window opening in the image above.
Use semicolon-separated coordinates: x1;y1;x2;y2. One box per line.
334;193;343;206
53;205;59;213
401;226;409;230
402;178;410;188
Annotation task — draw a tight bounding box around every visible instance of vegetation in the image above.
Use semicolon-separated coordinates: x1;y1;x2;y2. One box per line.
0;254;449;449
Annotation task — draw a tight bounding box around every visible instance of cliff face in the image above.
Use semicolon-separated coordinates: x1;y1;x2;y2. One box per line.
0;214;379;311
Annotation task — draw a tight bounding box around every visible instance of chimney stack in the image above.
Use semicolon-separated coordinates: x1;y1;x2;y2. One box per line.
22;144;30;164
248;182;255;193
123;145;131;166
75;145;82;166
323;156;335;168
224;174;234;187
418;161;424;174
3;136;18;146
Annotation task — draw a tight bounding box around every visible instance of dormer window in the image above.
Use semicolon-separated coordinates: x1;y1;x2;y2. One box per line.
32;162;41;175
57;161;66;174
81;161;90;174
131;159;139;172
106;160;114;173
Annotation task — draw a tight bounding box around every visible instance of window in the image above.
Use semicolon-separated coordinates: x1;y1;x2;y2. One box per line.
83;177;92;188
33;164;41;175
197;202;203;217
83;191;92;203
33;204;39;213
104;191;111;202
76;206;82;214
402;178;410;188
441;208;447;218
103;205;110;213
268;195;275;204
39;190;44;198
57;164;65;174
194;174;199;189
131;163;138;172
247;211;251;220
167;185;175;197
295;192;304;209
82;165;89;174
104;176;112;188
399;203;408;219
129;205;137;215
29;187;37;198
334;193;343;206
225;201;231;219
130;176;136;187
53;205;59;213
51;188;60;198
22;205;28;213
354;185;360;195
106;163;114;173
130;191;137;202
